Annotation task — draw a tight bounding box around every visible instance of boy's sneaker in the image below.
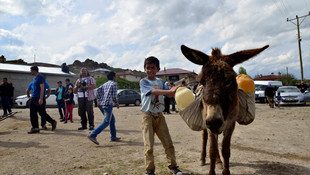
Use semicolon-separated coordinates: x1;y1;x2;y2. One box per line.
169;166;182;175
145;170;155;175
87;135;99;145
28;128;40;134
110;137;121;142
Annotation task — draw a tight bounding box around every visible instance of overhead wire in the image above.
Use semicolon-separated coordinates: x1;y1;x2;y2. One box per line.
272;0;286;18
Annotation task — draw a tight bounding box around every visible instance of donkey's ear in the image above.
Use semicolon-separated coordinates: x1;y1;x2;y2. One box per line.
224;45;269;66
181;45;209;65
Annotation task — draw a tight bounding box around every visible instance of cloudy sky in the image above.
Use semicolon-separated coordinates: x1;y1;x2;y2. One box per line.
0;0;309;79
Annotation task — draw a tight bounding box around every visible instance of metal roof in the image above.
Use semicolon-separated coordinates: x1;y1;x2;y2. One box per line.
156;68;196;76
0;63;75;76
90;68;111;72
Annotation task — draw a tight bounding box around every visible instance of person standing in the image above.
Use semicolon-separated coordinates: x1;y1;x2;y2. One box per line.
64;87;74;123
28;66;57;134
27;81;51;130
56;81;66;121
298;81;309;93
65;78;74;93
0;78;14;116
169;82;176;112
74;68;96;130
87;71;121;145
65;78;74;120
265;84;276;108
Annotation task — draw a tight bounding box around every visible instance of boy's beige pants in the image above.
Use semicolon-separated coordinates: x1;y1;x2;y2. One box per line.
142;112;177;172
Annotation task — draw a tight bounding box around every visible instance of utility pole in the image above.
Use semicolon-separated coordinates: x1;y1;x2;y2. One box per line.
287;12;310;81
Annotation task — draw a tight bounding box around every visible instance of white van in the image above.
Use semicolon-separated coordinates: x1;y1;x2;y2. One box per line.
254;81;283;103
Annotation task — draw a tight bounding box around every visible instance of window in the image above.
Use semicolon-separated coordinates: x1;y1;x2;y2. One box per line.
169;75;179;81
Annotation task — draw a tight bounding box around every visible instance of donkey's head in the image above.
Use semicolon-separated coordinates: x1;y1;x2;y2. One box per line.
181;45;269;134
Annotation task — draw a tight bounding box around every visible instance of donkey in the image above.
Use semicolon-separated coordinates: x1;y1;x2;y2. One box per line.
181;44;269;175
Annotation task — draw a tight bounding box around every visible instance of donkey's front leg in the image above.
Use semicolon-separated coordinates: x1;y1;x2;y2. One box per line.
201;129;208;166
221;122;236;175
208;130;219;175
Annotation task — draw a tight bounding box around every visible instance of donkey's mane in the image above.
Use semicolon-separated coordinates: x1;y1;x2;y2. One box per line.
211;48;222;59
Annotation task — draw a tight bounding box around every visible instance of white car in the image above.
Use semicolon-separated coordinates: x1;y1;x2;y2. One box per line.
15;88;77;108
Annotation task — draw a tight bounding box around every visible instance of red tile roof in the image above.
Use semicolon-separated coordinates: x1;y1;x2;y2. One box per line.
254;75;280;80
156;68;195;75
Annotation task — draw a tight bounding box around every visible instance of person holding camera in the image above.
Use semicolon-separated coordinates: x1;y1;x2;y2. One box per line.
74;68;96;130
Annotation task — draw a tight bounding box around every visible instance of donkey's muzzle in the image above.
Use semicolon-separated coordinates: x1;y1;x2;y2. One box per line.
206;119;223;134
205;105;224;134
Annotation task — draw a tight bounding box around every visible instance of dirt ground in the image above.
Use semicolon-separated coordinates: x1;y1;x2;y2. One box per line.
0;103;309;175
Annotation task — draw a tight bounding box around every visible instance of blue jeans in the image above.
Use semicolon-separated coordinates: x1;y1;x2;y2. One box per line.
1;96;12;115
90;105;116;140
57;99;66;119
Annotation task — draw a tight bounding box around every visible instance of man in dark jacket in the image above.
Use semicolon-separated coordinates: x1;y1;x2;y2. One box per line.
265;84;276;108
56;81;66;121
0;78;14;116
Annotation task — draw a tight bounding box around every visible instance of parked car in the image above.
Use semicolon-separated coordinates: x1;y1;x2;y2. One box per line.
117;89;141;106
304;89;310;103
15;88;77;108
274;86;306;106
255;81;283;103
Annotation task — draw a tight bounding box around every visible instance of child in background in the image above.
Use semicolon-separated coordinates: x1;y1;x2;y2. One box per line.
276;92;282;108
64;87;74;123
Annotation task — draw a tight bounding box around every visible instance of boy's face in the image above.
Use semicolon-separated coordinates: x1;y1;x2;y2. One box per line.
144;63;159;79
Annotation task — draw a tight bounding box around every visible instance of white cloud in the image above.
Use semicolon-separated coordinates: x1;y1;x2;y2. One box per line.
0;0;309;79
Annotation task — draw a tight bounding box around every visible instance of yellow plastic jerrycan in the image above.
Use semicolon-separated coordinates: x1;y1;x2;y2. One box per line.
236;74;255;94
175;87;195;110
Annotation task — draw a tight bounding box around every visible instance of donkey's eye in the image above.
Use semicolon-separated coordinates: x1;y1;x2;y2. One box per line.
224;80;231;87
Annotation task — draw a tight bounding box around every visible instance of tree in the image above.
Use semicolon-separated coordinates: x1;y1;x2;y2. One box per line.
277;73;298;86
238;67;247;75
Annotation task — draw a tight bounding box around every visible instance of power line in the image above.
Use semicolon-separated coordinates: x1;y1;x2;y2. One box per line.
287;12;310;81
280;0;289;15
272;0;286;18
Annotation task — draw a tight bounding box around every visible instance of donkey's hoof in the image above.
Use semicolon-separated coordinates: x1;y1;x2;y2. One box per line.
208;170;216;175
200;160;206;166
222;169;230;175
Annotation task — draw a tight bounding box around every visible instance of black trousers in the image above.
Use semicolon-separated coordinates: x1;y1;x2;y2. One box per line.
78;98;94;128
164;96;171;113
30;98;55;129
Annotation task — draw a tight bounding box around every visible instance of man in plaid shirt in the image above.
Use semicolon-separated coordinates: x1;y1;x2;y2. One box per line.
87;71;121;145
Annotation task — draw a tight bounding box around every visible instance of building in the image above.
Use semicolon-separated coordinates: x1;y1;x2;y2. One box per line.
0;63;75;99
156;68;197;86
254;72;281;81
116;71;143;82
90;68;111;78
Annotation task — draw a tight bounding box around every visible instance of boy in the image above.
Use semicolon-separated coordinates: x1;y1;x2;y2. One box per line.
140;56;182;175
87;71;121;145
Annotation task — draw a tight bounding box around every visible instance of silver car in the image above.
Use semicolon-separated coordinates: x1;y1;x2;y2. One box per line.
274;86;306;106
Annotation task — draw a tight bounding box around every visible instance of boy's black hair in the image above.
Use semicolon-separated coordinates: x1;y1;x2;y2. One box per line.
144;56;160;69
30;66;39;72
65;78;70;82
3;77;7;81
107;71;116;80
